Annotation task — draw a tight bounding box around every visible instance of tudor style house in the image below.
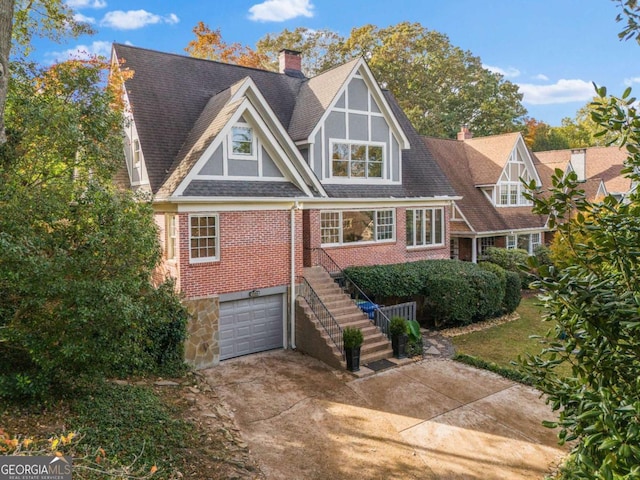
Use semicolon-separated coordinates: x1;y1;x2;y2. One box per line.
424;128;550;263
112;44;457;369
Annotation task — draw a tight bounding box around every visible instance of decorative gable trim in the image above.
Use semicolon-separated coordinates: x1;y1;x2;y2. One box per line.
173;98;320;198
306;58;410;150
451;202;475;233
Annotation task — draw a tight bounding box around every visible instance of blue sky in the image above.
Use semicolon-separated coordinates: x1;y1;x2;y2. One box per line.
29;0;638;126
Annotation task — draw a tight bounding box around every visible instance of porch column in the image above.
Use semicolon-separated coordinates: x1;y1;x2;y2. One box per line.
471;238;477;263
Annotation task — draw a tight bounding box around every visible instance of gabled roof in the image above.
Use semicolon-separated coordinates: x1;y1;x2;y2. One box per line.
462;132;521;185
113;43;302;194
424;136;547;234
287;59;359;142
535;146;630;195
113;43;455;200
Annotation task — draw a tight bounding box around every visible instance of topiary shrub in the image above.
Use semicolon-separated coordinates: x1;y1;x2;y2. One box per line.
503;271;522;313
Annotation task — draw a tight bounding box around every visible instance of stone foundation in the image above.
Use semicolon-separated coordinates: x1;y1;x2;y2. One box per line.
183;296;220;370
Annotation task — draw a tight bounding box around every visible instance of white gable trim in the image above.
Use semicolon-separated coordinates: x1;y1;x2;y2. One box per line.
451;202;475;233
173;99;318;198
229;77;326;196
306;58;410;150
511;135;542;186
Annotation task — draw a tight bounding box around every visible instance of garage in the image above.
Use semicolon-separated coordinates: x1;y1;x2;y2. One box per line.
219;294;285;360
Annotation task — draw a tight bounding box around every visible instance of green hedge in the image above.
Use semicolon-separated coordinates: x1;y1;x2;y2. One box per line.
482;247;531;287
345;259;519;328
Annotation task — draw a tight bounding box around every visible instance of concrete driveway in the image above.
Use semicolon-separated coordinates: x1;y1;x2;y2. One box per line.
204;350;567;480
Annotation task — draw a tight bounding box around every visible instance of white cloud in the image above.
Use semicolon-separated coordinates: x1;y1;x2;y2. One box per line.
66;0;106;8
73;13;95;24
533;73;549;81
100;10;179;30
624;76;640;86
249;0;314;22
46;40;112;63
483;64;520;78
518;79;595;105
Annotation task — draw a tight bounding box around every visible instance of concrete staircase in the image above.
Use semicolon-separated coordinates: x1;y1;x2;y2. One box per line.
297;266;393;369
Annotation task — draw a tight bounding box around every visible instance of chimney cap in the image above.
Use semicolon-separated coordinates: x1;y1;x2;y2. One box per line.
457;124;473;141
278;48;302;56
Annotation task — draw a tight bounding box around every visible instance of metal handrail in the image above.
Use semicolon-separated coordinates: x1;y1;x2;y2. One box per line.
308;248;392;339
297;276;343;354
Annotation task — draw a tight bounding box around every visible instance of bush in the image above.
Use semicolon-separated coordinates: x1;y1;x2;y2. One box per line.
389;317;407;337
482;247;531;287
342;327;363;349
345;259;506;328
503;271;522;313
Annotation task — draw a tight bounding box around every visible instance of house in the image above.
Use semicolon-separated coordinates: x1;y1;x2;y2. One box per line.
535;146;630;202
112;44;457;368
424;128;549;263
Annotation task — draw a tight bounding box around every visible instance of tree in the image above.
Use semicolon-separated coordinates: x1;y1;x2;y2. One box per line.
185;21;269;69
614;0;640;44
557;102;621;147
0;0;91;143
0;59;187;400
523;118;571;151
190;22;527;138
522;86;640;478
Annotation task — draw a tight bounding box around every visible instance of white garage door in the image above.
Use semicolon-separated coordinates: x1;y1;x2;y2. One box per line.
219;294;284;360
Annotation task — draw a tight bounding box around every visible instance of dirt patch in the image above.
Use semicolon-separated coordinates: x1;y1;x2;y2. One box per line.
439;311;521;337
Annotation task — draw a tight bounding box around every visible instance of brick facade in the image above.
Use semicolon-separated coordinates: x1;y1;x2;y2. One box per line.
174;209;303;299
303;207;450;270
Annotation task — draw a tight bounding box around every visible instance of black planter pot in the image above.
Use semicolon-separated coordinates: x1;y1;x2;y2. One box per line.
345;346;361;372
392;333;408;359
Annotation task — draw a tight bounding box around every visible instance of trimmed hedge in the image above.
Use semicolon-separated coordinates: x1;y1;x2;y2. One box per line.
503;271;522;313
482;247;531;287
345;259;520;328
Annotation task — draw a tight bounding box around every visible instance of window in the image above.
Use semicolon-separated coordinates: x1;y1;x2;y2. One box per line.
331;142;383;179
320;209;395;245
506;235;516;250
450;238;459;260
506;232;543;254
230;125;256;159
189;214;218;262
406;208;444;247
496;149;533;206
166;214;177;261
479;237;495;257
133;139;141;168
531;232;541;251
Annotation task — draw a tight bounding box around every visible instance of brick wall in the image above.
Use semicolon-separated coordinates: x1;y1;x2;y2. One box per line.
304;207;450;269
178;209;303;299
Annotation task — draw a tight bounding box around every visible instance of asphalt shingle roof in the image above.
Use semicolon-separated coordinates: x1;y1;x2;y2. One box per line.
114;44;455;200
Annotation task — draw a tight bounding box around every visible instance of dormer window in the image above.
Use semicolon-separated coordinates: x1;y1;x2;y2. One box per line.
230;124;256;160
331;141;383;179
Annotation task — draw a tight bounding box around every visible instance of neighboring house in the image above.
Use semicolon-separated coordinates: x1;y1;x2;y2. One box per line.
535;146;630;202
424;127;550;263
112;44;457;368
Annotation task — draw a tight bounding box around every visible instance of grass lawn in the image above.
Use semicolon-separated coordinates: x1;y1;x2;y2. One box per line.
452;295;571;379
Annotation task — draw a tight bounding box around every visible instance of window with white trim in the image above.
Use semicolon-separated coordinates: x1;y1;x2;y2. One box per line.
505;233;543;254
506;235;516;250
496;149;533;206
166;214;177;261
331;142;383;178
530;232;541;251
229;124;256;159
406;208;444;247
133;139;141;169
320;210;395;245
189;214;219;262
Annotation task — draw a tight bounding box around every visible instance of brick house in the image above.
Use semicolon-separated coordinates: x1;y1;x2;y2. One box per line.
424;128;550;263
112;44;457;368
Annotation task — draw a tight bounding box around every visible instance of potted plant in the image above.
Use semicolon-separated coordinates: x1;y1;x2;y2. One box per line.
389;317;408;359
343;327;364;372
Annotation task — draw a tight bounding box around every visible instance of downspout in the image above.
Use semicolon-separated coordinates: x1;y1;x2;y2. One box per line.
290;201;299;349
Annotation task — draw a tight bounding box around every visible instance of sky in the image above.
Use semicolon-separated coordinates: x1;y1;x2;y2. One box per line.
28;0;639;126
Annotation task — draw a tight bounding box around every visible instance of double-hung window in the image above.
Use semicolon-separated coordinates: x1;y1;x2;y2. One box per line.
230;124;256;159
406;208;444;247
166;214;177;261
320;210;395;245
189;214;219;262
331;142;383;179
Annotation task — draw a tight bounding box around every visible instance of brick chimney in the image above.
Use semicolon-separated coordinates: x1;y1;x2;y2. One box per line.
457;125;473;141
278;49;304;78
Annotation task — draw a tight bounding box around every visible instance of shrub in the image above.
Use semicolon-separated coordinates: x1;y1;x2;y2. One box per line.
346;260;506;328
482;247;531;287
342;327;363;349
389;317;407;337
503;271;522;313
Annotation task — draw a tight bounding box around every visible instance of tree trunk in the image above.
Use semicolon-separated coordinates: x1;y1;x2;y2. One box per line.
0;0;15;144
